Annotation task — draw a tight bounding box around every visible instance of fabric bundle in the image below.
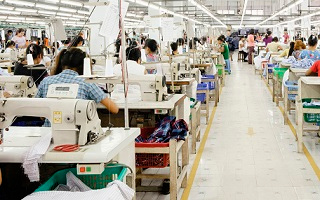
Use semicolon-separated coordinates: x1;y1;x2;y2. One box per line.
282;56;314;69
135;116;188;143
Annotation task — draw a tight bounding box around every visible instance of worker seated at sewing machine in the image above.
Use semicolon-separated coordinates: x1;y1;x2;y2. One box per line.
112;45;147;100
171;42;179;56
14;44;48;86
0;76;37;98
36;47;119;121
0;97;106;199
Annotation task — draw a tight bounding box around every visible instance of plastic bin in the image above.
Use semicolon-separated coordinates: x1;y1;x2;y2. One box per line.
196;83;208;103
273;68;288;79
35;164;127;192
216;64;223;75
135;127;170;168
302;98;320;123
201;75;215;90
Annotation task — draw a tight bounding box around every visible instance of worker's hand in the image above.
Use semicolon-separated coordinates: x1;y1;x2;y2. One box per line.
3;92;11;98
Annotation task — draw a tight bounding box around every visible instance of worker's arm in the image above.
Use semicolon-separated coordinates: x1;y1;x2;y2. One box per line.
306;68;314;76
266;47;269;52
100;97;119;114
0;168;2;186
278;45;283;50
218;45;224;53
279;50;287;58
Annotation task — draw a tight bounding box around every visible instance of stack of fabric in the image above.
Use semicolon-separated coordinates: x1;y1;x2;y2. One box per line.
282;56;314;68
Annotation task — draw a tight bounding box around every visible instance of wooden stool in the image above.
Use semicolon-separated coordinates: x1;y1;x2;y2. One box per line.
238;52;244;61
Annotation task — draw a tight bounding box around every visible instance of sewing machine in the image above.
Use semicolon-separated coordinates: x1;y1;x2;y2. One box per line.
82;74;169;102
17;48;26;59
0;98;105;145
0;76;37;97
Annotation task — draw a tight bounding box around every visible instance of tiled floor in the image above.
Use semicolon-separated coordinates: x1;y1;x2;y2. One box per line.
137;61;320;200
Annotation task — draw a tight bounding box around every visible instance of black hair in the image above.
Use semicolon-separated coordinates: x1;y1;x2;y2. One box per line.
6;40;15;47
265;31;272;39
16;28;25;34
70;36;84;47
272;37;279;42
171;42;178;53
61;38;70;45
250;29;254;34
133;31;136;36
176;38;184;46
288;41;295;57
26;44;43;60
7;30;12;34
126;46;141;62
217;35;225;42
52;48;87;75
145;39;157;52
308;35;318;47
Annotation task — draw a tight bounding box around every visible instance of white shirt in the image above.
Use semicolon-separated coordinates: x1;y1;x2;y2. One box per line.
239;40;248;52
40;56;51;67
112;60;146;100
12;36;26;48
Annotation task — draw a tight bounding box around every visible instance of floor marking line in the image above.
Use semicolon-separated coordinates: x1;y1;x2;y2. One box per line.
263;77;320;180
181;87;222;200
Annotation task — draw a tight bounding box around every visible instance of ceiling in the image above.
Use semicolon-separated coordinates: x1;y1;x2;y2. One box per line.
0;0;319;28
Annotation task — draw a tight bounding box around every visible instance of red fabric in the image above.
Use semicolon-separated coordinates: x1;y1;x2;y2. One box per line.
310;60;320;76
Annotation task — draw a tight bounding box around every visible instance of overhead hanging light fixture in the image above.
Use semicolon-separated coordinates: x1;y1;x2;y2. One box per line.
38;10;56;15
15;8;37;13
0;5;14;10
60;0;83;7
77;10;90;15
36;3;59;10
0;10;20;14
5;0;35;7
188;0;227;28
59;7;78;13
257;0;304;25
240;0;248;27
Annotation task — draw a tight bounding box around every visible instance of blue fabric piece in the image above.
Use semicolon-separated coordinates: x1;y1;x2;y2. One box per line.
135;116;188;143
288;94;296;101
299;49;320;61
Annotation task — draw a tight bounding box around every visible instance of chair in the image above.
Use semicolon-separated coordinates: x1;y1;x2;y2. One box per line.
238;52;244;61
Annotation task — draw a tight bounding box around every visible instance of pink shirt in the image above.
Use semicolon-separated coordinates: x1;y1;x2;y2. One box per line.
247;34;255;47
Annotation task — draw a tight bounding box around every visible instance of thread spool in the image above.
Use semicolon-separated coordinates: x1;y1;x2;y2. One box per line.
83;57;91;76
27;54;34;65
178;46;183;54
105;59;113;76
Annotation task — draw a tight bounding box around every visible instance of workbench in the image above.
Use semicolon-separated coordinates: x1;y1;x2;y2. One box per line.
284;68;307;124
135;135;189;200
257;43;265;55
296;77;320;153
0;126;140;191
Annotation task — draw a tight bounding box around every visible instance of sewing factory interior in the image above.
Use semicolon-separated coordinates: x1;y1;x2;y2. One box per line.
2;0;320;199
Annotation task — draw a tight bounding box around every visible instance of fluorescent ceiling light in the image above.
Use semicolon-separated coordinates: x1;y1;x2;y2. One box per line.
36;22;46;25
125;18;143;23
59;7;77;13
56;16;69;20
6;19;23;23
240;0;248;27
77;10;90;15
6;0;35;6
189;0;227;28
0;10;20;14
38;10;56;15
69;17;80;21
8;16;25;20
44;0;59;3
36;3;59;10
60;0;83;6
26;17;38;21
0;16;7;19
72;14;86;18
57;12;72;17
0;5;14;10
15;8;37;13
135;0;149;7
257;0;304;25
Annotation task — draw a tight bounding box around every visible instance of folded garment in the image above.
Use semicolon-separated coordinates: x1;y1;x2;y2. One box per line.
54;171;91;192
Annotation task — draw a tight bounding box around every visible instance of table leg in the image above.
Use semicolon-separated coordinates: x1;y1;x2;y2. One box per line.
284;87;289;125
297;102;303;153
169;140;178;200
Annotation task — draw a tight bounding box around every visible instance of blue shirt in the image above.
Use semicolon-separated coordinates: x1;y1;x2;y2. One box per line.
36;69;107;102
299;49;320;61
36;69;107;126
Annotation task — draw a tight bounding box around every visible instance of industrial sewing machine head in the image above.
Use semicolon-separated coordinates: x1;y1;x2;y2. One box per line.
0;76;37;98
0;97;104;146
81;74;169;102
